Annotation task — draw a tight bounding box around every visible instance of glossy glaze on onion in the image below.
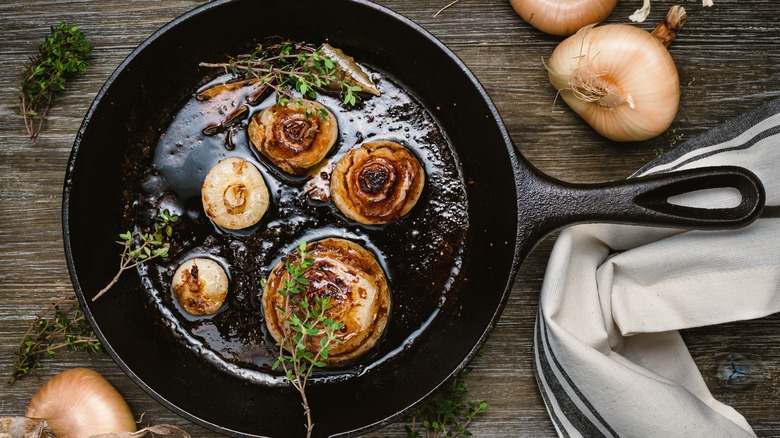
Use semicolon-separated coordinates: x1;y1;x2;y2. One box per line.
262;238;391;367
248;99;338;175
172;257;229;315
201;157;270;230
143;64;469;383
330;140;425;225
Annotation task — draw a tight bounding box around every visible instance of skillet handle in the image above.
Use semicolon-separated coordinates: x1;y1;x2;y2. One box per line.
536;165;765;231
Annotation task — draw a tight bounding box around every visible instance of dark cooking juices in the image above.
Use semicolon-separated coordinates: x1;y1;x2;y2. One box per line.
129;65;469;385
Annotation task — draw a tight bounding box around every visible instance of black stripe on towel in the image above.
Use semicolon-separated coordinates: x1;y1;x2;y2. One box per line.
762;206;780;218
535;314;618;437
534;316;570;438
636;97;780;175
641;124;780;176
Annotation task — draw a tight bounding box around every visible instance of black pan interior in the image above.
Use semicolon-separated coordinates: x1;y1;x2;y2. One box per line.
63;0;523;436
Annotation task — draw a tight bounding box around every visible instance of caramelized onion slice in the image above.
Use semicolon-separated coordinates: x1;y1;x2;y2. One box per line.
202;157;269;230
331;140;425;225
262;238;391;367
172;258;229;315
248;99;339;175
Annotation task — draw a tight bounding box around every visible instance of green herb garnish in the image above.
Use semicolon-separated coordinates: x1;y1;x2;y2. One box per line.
405;367;489;438
199;41;374;114
93;209;179;302
10;295;101;383
266;241;344;438
19;22;92;143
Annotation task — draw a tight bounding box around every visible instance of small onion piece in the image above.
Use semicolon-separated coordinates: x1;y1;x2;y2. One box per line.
172;257;229;315
202;157;269;230
330;140;425;225
510;0;618;36
248;99;338;175
547;6;687;142
262;238;391;367
25;368;136;438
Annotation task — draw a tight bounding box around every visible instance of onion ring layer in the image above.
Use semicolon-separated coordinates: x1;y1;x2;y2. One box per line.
248;99;338;175
262;238;391;367
330;140;425;225
172;258;229;315
201;157;270;230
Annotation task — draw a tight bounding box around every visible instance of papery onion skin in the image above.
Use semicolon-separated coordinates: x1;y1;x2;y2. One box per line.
0;416;54;437
25;368;136;438
262;238;391;367
547;23;680;142
330;140;425;225
201;157;270;230
172;257;229;315
510;0;618;36
248;99;338;175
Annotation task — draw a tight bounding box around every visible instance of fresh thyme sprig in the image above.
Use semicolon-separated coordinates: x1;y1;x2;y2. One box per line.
405;367;489;438
93;209;179;302
19;22;92;143
265;241;344;438
10;295;101;383
199;41;364;114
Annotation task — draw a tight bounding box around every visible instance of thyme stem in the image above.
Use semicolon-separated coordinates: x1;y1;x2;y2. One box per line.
199;40;371;113
93;209;178;302
270;242;344;438
10;295;101;382
434;0;460;17
19;22;91;142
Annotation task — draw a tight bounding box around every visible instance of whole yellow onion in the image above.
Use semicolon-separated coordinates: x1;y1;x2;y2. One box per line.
547;6;687;142
510;0;618;36
25;368;137;438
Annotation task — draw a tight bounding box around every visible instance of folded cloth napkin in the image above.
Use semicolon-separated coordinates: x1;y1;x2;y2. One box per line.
535;98;780;437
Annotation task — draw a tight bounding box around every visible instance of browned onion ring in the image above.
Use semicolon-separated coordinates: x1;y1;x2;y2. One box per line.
330;140;425;225
262;238;391;367
247;99;338;175
172;257;229;315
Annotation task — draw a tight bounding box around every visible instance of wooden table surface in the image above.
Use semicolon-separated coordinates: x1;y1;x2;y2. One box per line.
1;0;779;436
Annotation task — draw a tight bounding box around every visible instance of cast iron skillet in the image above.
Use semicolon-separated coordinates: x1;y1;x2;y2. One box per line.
63;0;764;436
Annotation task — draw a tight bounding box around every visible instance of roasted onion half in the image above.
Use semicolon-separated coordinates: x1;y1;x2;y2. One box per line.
172;257;229;315
201;157;270;230
262;238;391;367
248;99;339;175
330;140;425;225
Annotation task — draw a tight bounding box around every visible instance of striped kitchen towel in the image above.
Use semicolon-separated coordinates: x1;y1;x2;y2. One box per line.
535;97;780;437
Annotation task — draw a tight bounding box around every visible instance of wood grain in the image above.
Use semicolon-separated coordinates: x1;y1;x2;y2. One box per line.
1;1;778;437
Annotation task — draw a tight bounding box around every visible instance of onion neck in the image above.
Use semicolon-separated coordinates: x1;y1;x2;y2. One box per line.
652;5;687;47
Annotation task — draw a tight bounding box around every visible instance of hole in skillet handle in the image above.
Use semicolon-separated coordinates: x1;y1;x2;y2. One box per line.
630;166;765;228
532;166;766;233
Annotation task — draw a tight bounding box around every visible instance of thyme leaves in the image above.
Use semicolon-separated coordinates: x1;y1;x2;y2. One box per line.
19;22;92;143
10;295;101;383
265;241;344;438
93;210;178;302
199;41;379;113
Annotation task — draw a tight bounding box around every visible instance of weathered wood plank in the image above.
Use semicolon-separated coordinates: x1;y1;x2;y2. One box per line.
1;0;778;437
